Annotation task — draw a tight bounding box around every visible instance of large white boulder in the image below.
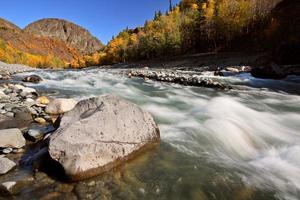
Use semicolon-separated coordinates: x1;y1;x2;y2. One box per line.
45;98;77;114
49;95;160;180
0;128;25;148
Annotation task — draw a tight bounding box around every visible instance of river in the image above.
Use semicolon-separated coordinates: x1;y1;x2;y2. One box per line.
15;67;300;200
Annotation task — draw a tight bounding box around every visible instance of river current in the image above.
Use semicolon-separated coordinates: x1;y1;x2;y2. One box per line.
16;68;300;200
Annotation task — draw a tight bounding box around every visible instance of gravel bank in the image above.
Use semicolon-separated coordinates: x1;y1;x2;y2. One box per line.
0;61;37;74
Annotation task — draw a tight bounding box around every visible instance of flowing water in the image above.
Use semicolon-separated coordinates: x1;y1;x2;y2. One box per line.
15;68;300;200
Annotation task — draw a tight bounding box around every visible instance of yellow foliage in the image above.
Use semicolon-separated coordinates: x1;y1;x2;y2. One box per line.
0;39;66;68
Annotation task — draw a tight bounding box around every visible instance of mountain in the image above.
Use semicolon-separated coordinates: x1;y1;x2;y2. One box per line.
24;18;104;55
0;18;20;31
0;18;82;67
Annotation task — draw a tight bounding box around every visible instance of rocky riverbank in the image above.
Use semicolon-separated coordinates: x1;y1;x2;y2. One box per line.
0;61;37;80
0;68;160;198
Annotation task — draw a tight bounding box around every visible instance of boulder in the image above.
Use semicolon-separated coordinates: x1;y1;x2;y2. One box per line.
49;95;160;180
22;75;43;83
45;98;77;115
0;157;16;174
0;128;25;148
251;62;287;79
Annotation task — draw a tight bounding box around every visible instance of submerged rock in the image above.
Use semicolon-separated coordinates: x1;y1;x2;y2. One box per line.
45;98;77;114
49;95;160;180
22;74;43;83
0;157;16;174
0;128;25;148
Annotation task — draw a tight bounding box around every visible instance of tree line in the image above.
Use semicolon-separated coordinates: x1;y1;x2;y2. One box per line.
95;0;282;65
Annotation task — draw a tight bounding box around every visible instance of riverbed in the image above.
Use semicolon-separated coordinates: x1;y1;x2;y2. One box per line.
12;67;300;200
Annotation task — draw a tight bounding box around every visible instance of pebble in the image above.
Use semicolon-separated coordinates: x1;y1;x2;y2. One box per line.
37;96;50;105
34;117;47;124
13;148;25;154
2;148;13;154
5;112;14;117
27;129;44;141
88;181;96;187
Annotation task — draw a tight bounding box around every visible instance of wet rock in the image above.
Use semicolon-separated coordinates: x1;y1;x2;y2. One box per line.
27;124;56;142
0;106;33;129
1;181;16;189
0;93;10;100
22;74;43;83
0;128;25;148
0;157;16;174
2;148;13;154
34;117;46;124
20;87;37;97
45;98;77;114
251;62;287;79
49;95;160;180
27;129;44;141
5;112;14;118
225;67;240;73
37;96;50;105
128;69;230;90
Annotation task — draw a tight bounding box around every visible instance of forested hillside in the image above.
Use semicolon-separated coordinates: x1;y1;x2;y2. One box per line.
99;0;297;65
0;18;102;68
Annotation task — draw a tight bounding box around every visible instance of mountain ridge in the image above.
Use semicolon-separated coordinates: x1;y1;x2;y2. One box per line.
24;18;104;55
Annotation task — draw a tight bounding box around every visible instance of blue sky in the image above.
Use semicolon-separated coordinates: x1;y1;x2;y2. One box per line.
0;0;180;44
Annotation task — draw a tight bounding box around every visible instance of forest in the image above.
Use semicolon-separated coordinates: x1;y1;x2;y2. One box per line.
99;0;283;65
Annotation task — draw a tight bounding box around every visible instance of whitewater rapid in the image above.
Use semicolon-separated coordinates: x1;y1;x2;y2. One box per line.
16;68;300;199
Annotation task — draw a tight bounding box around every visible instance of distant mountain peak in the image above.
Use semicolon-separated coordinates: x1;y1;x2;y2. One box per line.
24;18;104;55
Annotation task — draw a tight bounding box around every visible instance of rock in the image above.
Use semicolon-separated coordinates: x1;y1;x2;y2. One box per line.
0;128;25;148
13;84;26;90
0;157;16;174
225;67;240;73
34;117;46;124
2;148;13;154
37;96;50;105
27;129;44;141
13;148;24;154
20;87;37;96
22;74;43;83
0;93;10;100
5;112;14;118
25;98;35;103
251;62;287;79
45;98;77;114
0;106;33;129
49;95;160;180
0;181;16;192
27;125;56;142
128;69;229;90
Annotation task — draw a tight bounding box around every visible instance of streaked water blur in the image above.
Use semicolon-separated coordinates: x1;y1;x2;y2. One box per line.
16;68;300;199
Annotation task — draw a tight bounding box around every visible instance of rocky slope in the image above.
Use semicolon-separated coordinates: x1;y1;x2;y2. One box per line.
24;18;104;55
0;18;80;64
